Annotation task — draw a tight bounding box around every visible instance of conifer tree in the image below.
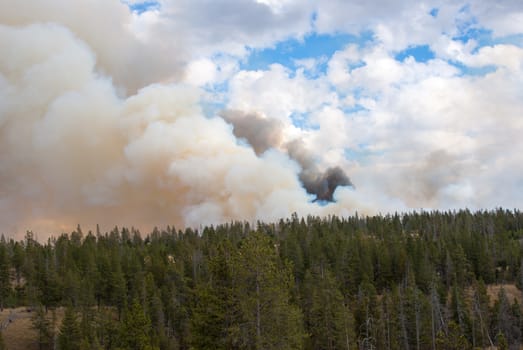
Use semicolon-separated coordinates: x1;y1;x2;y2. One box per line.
189;241;232;350
305;269;355;350
58;306;81;350
31;305;54;350
230;232;305;349
119;299;158;350
0;330;5;350
0;243;10;309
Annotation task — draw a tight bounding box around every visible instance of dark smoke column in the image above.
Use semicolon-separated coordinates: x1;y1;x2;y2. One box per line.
286;139;354;202
221;109;354;202
300;166;353;202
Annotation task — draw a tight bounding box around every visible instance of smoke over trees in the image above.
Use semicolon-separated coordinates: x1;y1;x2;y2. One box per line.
0;24;359;238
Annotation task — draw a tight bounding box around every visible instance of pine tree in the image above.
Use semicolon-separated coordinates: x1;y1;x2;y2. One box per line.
493;287;521;348
31;305;54;350
189;242;232;350
58;306;81;350
190;283;229;350
230;232;305;349
435;321;471;350
449;282;471;342
0;330;5;350
305;269;355;350
354;278;378;349
470;279;494;348
119;299;158;350
95;307;119;350
0;243;10;309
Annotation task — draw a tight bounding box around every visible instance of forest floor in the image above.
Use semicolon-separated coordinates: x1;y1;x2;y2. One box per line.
0;307;64;350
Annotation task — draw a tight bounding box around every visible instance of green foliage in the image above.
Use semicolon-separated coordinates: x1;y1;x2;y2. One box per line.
304;269;355;350
436;321;471;350
118;299;158;350
0;330;5;350
229;232;305;349
497;332;508;350
190;283;229;349
0;243;11;309
58;306;81;350
31;305;54;350
1;209;523;349
189;241;233;349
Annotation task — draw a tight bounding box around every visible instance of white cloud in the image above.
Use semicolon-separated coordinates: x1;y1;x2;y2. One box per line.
469;1;523;37
184;58;218;86
314;0;462;50
153;0;314;57
227;64;337;123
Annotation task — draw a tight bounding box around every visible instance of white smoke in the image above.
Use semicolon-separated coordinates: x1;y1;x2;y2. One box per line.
0;0;184;93
0;21;366;238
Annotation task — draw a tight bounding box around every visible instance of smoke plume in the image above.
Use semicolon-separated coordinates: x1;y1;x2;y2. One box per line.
0;22;359;239
300;167;353;202
220;110;284;155
222;111;354;201
286;139;354;201
0;0;185;93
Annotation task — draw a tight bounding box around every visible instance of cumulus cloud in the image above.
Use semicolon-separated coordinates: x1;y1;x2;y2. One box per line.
149;0;314;57
329;44;523;212
227;64;337;124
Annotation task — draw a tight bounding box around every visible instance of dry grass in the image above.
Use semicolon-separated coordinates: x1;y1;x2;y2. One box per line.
486;283;522;307
0;307;39;350
464;283;522;308
0;307;64;350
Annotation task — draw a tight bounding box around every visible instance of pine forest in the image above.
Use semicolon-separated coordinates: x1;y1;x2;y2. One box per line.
1;209;523;350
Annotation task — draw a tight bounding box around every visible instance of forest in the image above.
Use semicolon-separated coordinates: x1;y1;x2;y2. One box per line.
1;209;523;349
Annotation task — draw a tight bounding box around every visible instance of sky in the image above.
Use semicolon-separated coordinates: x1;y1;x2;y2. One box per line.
0;0;523;238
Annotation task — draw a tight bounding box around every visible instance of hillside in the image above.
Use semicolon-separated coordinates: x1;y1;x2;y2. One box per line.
1;209;523;349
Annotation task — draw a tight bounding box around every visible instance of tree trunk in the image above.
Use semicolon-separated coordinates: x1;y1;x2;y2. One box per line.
256;271;261;349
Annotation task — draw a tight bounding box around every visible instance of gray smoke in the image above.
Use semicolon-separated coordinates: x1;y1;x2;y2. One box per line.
220;110;284;155
223;111;354;202
286;140;353;201
301;166;353;202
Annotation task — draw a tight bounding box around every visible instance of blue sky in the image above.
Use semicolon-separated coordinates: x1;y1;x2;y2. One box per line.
242;32;373;73
127;0;160;14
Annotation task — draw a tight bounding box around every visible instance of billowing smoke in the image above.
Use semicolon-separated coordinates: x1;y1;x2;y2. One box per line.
0;0;185;93
222;111;354;201
300;167;353;202
0;22;360;239
286;140;353;202
389;150;471;208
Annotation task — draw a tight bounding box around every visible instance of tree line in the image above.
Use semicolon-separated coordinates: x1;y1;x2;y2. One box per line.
0;208;523;349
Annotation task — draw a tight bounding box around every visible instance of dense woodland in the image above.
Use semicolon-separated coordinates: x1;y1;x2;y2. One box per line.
1;209;523;349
